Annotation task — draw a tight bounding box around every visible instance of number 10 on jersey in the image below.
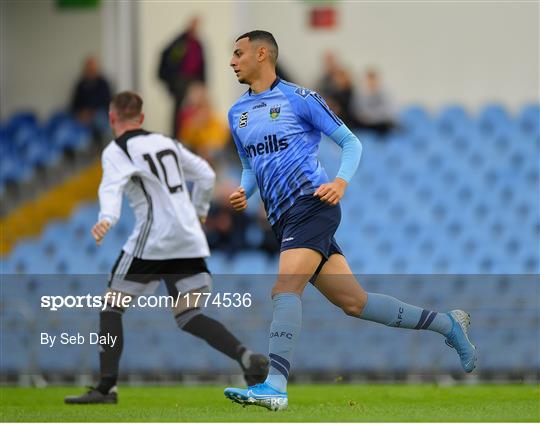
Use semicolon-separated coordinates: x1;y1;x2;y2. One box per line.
143;149;183;193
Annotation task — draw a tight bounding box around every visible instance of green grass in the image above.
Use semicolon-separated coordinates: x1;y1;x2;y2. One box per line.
1;384;539;422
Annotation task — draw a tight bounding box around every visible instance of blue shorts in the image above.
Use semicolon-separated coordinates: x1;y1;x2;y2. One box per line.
271;195;344;260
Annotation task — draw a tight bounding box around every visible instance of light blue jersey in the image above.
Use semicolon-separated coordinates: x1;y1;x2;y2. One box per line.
228;78;343;225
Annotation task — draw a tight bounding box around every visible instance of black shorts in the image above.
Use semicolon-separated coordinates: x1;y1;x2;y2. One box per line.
107;251;211;297
271;194;344;261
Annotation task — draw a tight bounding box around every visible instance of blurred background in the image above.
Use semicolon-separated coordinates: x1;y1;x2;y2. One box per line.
1;0;539;386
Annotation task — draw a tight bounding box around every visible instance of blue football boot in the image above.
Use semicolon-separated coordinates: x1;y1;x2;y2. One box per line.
445;309;477;372
224;382;288;411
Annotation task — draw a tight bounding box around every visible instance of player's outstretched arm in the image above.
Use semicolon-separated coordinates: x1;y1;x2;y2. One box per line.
175;142;216;220
96;147;137;239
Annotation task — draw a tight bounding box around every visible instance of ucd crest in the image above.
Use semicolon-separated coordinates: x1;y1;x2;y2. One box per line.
269;105;281;120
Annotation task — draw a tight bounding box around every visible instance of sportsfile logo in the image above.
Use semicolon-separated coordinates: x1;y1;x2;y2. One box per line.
244;134;288;158
40;292;252;311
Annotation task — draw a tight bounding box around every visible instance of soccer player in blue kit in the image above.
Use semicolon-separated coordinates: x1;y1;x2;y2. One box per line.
224;31;477;411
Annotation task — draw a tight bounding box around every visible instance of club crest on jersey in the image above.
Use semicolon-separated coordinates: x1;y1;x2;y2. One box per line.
239;112;248;128
269;105;281;120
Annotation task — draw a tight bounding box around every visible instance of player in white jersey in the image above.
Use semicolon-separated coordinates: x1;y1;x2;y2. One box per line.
65;91;268;404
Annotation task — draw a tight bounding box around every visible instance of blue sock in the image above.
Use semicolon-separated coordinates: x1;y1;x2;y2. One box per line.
264;293;302;393
359;292;452;335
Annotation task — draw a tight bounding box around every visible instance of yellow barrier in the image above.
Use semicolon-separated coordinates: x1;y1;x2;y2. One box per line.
0;161;102;256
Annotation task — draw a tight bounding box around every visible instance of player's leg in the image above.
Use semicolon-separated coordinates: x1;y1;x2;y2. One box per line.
265;248;322;389
225;247;322;411
314;253;476;372
65;252;160;404
311;253;368;316
166;267;268;385
96;289;133;393
64;288;134;404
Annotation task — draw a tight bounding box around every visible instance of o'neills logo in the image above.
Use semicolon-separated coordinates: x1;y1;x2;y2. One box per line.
244;134;288;158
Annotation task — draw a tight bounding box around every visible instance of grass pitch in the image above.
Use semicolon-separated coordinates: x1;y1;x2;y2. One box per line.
1;384;538;422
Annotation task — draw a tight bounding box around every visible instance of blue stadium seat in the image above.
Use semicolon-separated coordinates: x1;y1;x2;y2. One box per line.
230;251;273;274
438;104;472;135
478;103;510;134
45;110;71;136
5;111;38;137
1;333;31;372
51;120;92;151
23;131;61;167
0;153;35;184
518;104;540;135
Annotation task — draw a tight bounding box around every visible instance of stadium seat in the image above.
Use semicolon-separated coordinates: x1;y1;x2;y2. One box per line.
518;104;540;135
0;153;35;184
438;104;472;135
23;130;62;168
478;103;510;135
5;111;38;137
44;110;71;136
51;120;92;152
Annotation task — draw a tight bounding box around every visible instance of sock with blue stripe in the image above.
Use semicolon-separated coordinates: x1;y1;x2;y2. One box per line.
265;292;302;393
359;292;452;335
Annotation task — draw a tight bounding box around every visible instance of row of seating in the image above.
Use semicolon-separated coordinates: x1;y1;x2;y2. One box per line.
0;111;93;189
1;103;536;188
399;103;539;136
2;106;538;274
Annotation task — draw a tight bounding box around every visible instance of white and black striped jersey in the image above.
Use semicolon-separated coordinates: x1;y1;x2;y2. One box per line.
98;129;215;260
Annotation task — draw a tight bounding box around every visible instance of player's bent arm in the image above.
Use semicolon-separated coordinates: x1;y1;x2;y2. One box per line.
239;156;257;198
293;90;362;181
228;109;257;199
175;142;216;217
329;124;363;183
97;151;137;227
314;125;362;205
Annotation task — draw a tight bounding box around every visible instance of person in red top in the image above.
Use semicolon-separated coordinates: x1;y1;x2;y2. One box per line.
158;17;206;136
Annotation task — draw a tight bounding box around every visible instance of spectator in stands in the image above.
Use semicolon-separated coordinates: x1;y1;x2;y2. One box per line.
352;68;397;136
70;55;112;137
177;82;229;163
158;17;206;137
204;178;280;258
316;51;356;128
204;179;248;256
